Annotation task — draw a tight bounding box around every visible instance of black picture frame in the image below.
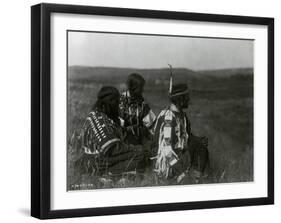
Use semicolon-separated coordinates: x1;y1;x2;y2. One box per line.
31;3;274;219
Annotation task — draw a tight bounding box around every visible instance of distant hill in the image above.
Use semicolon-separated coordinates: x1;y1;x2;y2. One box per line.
68;66;253;84
68;66;197;83
198;68;253;77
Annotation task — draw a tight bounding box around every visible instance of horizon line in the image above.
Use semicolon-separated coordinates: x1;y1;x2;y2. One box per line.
68;65;254;72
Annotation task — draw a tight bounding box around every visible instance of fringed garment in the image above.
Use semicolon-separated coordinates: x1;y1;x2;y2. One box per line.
152;104;209;179
119;91;156;145
75;109;144;176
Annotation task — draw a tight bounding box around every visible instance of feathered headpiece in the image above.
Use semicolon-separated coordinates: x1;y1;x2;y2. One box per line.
168;64;173;95
168;64;189;97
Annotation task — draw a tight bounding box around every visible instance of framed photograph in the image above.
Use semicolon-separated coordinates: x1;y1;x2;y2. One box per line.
31;3;274;219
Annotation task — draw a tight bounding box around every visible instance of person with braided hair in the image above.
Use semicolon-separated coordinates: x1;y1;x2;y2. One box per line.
119;73;156;145
75;86;144;176
152;84;209;183
119;73;156;173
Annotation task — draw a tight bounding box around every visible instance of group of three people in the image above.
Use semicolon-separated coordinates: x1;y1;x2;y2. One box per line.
78;73;209;183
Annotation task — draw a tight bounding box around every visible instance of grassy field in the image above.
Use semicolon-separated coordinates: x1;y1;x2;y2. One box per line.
67;66;253;190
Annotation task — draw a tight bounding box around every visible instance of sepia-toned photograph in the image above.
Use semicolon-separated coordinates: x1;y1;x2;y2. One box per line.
67;31;253;191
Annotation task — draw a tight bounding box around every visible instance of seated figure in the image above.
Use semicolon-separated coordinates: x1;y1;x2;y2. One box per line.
119;73;156;145
152;84;209;183
76;86;144;176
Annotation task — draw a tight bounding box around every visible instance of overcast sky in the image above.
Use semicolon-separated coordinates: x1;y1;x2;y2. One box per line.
68;31;253;71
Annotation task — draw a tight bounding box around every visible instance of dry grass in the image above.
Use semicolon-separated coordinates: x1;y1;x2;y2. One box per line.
67;67;253;190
